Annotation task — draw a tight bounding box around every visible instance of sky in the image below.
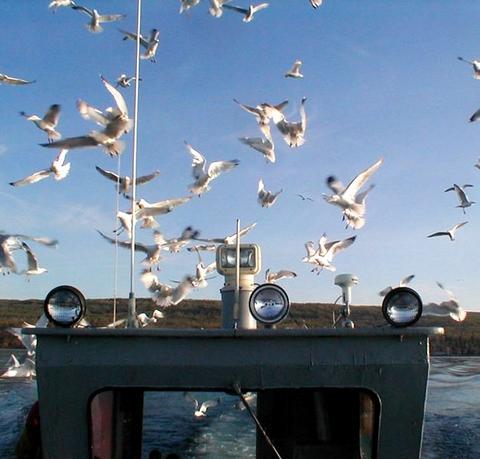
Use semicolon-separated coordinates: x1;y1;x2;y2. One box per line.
1;1;480;313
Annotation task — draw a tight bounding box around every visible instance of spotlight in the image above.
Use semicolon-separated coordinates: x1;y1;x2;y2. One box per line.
44;285;86;327
382;287;423;327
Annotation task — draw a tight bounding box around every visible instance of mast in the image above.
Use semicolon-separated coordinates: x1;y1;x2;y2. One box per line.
127;0;143;328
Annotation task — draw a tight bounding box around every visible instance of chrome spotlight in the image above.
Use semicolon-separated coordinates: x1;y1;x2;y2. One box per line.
249;283;290;325
44;285;86;327
382;287;423;327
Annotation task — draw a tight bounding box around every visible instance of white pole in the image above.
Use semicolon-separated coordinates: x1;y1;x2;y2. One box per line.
233;219;241;326
127;0;143;328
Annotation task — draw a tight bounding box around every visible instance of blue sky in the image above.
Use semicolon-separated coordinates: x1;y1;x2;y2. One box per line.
1;1;480;312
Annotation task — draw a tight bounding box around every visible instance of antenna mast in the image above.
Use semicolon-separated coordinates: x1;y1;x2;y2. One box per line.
127;0;143;328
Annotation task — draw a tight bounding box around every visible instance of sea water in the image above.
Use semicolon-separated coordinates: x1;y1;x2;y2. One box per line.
1;351;479;458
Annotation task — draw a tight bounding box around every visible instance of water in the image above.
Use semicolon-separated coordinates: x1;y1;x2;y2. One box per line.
1;351;479;458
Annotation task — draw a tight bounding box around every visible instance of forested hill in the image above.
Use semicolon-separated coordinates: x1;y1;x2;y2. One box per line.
0;298;478;355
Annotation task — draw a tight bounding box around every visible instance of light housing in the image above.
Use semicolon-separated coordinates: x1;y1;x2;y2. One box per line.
216;244;261;276
249;283;290;325
44;285;86;327
382;286;423;328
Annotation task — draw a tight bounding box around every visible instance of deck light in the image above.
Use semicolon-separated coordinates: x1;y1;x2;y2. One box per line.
44;285;86;327
382;286;423;327
249;283;290;325
216;244;261;275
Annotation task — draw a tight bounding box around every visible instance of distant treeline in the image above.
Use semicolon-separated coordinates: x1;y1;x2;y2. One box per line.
0;298;478;355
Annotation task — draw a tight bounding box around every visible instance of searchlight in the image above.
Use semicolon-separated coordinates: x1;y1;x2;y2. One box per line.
44;285;86;327
382;286;423;327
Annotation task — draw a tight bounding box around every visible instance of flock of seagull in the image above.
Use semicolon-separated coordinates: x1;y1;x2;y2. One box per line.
0;0;475;379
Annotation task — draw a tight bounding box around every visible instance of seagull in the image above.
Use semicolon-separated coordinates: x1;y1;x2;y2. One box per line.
0;73;35;85
48;0;77;11
190;247;216;288
179;0;201;14
444;184;475;213
137;309;164;327
7;314;49;357
135;196;192;219
427;221;468;241
185;142;240;196
95;165;159;196
265;269;297;283
273;97;307;147
193;222;257;245
323;158;383;230
310;0;323;8
223;2;269;22
19;242;48;276
423;282;467;322
41;76;131;156
97;230;164;267
0;233;57;274
1;355;36;379
20;104;61;142
141;270;195;307
10;149;70;187
239;134;275;163
209;0;230;17
458;56;480;79
302;234;356;274
296;193;314;202
187;244;217;252
119;28;160;62
379;274;415;297
234;98;288;138
285;60;304;78
184;392;220;417
469;106;480;123
257;179;282;208
72;5;125;33
116;74;141;88
159;226;200;253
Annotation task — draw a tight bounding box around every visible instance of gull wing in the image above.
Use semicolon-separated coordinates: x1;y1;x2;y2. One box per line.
436;281;456;301
98;14;126;23
96;165;120;182
325;236;356;260
253;3;269;13
185;142;206;179
342;158;383;202
21;242;40;271
10;169;52;187
400;274;415;286
299;97;307;131
72;5;93;16
207;159;240;179
304;241;316;257
101;75;128;117
223;4;248;14
0;73;35;85
450;221;468;232
77;99;110;126
96;230;149;254
171;277;194;304
119;29;148;48
1;233;58;247
137;196;192;217
40;136;99;149
233;98;263;118
136;170;160;185
43;104;61;125
427;231;448;238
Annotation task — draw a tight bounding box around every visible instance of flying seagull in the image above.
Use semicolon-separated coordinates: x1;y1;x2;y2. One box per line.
185;142;240;196
48;0;77;11
265;269;297;283
41;76;131;156
119;28;160;62
141;270;195;307
310;0;323;8
95;165;159;196
323;158;383;229
137;309;164;327
296;193;314;202
193;222;257;245
0;73;35;85
209;0;231;17
179;0;201;14
0;355;36;379
20;104;61;142
10;149;70;187
379;274;415;297
444;184;475;213
72;5;125;33
20;242;48;276
423;282;467;322
184;392;221;417
458;56;480;79
427;222;468;241
257;179;282;208
239;134;275;163
302;234;356;274
116;74;141;88
223;2;269;22
285;60;304;78
272;97;307;147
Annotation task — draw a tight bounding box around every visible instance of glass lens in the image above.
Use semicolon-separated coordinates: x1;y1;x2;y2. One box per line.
221;248;255;268
385;291;420;325
47;290;82;325
253;289;286;321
